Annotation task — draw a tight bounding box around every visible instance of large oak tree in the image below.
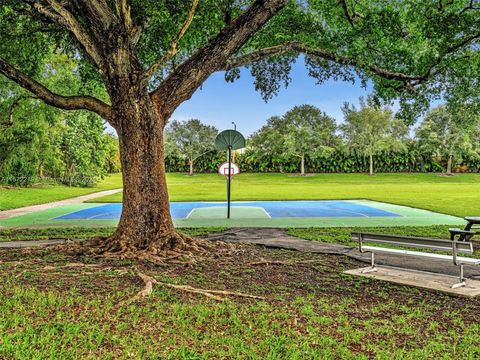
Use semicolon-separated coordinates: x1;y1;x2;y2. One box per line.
1;0;479;259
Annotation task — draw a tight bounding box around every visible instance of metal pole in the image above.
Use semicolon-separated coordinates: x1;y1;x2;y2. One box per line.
227;146;232;219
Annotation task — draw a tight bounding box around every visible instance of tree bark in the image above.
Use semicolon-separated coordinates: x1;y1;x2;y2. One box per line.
189;159;194;176
369;154;374;176
38;161;44;179
106;87;187;254
447;154;453;175
300;154;305;175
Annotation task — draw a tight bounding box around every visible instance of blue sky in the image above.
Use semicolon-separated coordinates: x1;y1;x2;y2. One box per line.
172;57;373;136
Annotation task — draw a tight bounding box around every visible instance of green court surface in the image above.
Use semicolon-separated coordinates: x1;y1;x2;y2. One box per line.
0;200;465;228
188;206;271;219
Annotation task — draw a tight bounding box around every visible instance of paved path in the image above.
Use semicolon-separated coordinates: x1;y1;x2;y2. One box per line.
0;188;122;220
205;228;480;279
205;228;350;254
1;227;479;279
0;239;73;248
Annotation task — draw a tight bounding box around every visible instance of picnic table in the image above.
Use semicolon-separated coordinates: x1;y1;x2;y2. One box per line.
464;217;480;231
449;217;480;241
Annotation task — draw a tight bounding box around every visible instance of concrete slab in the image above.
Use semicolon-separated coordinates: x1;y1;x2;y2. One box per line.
345;266;480;298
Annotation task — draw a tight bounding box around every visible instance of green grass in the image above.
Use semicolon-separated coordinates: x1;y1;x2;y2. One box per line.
287;225;457;247
0;225;457;243
0;227;226;242
2;172;480;357
1;247;479;358
0;173;122;211
94;173;480;218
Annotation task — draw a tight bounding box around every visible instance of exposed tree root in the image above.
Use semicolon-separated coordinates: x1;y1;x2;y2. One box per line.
133;272;265;303
249;258;327;266
52;231;234;265
42;262;102;271
15;270;28;278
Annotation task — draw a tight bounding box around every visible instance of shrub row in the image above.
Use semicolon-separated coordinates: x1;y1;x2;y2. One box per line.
165;146;480;174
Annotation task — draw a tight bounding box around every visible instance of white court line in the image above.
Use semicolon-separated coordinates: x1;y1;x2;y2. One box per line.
48;205;99;221
259;207;272;218
186;206;272;219
88;212;118;220
186;208;196;219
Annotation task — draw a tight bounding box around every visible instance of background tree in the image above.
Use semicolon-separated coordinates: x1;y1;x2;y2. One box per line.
251;105;337;175
283;105;338;175
60;111;110;186
164;119;218;176
1;0;480;258
0;76;119;186
249;115;293;173
0;80;63;186
102;134;122;174
415;105;474;175
341;101;409;176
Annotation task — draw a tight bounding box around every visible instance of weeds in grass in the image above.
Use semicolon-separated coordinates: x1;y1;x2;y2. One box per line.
1;245;479;358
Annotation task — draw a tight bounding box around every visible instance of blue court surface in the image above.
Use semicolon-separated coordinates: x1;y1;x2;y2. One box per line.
54;200;400;220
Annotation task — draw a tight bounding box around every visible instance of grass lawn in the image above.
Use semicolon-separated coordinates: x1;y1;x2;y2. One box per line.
1;244;479;358
94;173;480;218
0;173;122;211
2;178;480;357
0;227;225;242
0;224;457;242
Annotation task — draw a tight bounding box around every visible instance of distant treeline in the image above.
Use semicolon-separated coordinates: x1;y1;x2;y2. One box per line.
3;99;480;187
165;104;480;175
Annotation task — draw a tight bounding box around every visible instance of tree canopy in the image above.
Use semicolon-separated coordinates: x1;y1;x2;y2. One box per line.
1;1;480;120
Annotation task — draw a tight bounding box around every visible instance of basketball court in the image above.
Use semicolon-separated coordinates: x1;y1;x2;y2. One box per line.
0;199;465;228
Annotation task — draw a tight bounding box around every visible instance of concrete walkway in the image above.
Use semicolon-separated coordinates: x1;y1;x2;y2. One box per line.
0;239;74;248
0;188;122;220
205;228;480;279
1;227;479;279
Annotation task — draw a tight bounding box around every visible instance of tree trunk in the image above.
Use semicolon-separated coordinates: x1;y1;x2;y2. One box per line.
446;154;453;175
106;89;187;255
300;154;305;175
38;162;44;179
189;159;194;176
369;154;373;176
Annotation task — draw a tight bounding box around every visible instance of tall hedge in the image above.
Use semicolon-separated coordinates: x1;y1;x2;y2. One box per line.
165;144;480;174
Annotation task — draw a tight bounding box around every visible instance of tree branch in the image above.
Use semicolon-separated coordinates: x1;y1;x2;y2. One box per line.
5;96;38;128
224;41;426;82
0;58;112;121
32;0;104;68
76;0;115;30
339;0;360;27
459;0;480;15
223;29;480;94
113;0;141;44
142;0;199;82
151;0;288;118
